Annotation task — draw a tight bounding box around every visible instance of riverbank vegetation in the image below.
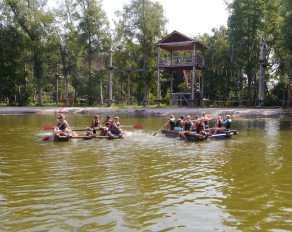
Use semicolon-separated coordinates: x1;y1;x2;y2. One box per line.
1;0;292;107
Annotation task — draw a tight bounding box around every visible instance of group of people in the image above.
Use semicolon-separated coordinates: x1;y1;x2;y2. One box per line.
87;115;124;137
55;114;124;137
164;112;232;140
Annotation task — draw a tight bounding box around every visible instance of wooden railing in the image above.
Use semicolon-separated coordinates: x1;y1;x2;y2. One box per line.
159;55;204;67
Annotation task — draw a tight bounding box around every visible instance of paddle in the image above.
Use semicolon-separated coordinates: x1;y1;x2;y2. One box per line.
43;122;64;141
44;125;55;130
153;124;166;136
122;124;143;129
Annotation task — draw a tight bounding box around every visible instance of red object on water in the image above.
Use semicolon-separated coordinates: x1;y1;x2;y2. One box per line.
44;125;55;130
133;124;143;129
43;136;50;141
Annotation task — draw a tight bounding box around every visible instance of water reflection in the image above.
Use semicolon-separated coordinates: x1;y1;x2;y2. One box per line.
0;116;292;231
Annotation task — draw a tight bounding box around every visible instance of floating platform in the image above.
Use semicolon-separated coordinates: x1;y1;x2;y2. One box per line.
161;129;208;141
161;129;238;141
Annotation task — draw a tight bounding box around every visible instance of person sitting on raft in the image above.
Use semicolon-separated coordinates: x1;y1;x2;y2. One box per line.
87;115;100;134
108;116;123;137
209;116;223;134
164;115;176;130
179;115;194;140
192;115;200;129
201;111;209;129
195;118;205;134
55;114;71;136
100;116;112;136
213;115;232;135
175;115;184;131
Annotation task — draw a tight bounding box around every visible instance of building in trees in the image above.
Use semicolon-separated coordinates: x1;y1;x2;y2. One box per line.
155;31;207;107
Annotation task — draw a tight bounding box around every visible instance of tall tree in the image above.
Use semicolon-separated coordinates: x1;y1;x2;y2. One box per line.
278;0;292;106
115;0;168;106
5;0;54;104
74;0;110;105
226;0;265;106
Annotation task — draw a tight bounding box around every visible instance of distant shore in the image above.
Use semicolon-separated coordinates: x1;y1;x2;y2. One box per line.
1;106;292;119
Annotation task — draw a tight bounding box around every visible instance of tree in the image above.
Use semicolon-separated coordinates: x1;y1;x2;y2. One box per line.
5;0;54;104
74;0;111;105
226;0;265;106
115;0;168;106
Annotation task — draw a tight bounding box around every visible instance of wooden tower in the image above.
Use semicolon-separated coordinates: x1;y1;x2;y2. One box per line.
155;30;208;107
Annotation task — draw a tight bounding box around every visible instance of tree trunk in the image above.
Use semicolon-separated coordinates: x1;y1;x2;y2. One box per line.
37;77;42;104
288;61;292;107
247;71;252;107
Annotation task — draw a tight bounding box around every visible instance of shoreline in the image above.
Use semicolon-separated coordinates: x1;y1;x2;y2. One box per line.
0;106;292;119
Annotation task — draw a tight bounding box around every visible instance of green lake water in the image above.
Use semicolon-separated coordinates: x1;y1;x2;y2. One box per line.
0;115;292;231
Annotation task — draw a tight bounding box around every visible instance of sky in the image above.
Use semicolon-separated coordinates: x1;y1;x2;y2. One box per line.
48;0;229;37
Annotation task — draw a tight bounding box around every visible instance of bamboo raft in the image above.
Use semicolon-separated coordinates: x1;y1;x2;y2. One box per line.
161;129;208;141
161;129;239;141
53;132;123;142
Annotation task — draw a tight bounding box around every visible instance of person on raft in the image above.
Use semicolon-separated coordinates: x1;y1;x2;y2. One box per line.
213;115;232;135
55;114;71;136
108;116;123;137
175;115;185;131
195;118;205;134
201;111;209;129
100;116;112;136
209;116;223;134
87;115;100;134
164;115;176;130
179;115;194;140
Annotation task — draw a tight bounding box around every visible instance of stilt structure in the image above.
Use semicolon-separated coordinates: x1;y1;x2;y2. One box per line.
106;45;117;106
155;31;207;107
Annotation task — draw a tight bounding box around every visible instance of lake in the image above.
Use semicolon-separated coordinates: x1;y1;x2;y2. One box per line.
0;115;292;231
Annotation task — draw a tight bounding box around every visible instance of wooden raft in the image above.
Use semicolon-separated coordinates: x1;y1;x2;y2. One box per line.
161;129;208;141
72;134;124;140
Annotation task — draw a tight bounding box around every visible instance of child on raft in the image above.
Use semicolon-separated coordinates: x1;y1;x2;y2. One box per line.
194;117;205;134
213;115;232;135
55;114;72;137
179;115;194;140
175;115;185;131
209;116;223;134
108;116;123;137
100;116;112;136
164;115;176;130
87;115;100;134
201;111;209;129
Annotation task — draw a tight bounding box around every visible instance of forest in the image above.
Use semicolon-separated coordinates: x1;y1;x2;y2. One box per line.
1;0;292;107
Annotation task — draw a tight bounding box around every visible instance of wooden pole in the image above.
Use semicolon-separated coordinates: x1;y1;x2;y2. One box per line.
170;70;173;106
192;40;196;107
201;54;205;107
170;51;173;106
100;72;103;105
157;46;161;107
109;45;113;106
128;49;131;105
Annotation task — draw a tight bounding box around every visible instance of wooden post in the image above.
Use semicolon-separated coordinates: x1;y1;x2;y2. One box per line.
201;44;205;107
170;51;173;106
157;46;161;107
170;70;173;106
192;40;196;107
128;50;131;105
109;45;113;106
100;72;103;105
